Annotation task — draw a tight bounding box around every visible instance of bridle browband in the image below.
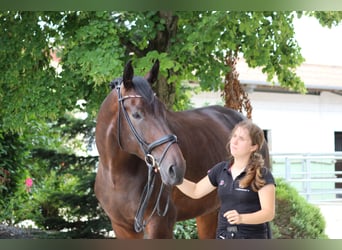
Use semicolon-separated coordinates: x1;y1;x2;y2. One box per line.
111;78;178;234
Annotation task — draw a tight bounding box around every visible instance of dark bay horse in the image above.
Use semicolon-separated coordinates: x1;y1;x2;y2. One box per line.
94;60;269;239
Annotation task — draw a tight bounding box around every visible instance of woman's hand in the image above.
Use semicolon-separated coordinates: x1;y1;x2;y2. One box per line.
223;184;276;225
224;210;242;225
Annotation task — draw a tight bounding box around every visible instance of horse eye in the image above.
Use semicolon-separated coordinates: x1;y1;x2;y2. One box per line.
132;112;142;119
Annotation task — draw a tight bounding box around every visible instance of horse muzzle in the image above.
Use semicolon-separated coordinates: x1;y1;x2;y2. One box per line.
145;134;186;186
157;155;186;186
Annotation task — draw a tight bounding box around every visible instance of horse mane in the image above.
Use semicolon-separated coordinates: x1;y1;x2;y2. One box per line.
132;76;155;103
133;76;167;119
109;75;166;119
109;76;154;102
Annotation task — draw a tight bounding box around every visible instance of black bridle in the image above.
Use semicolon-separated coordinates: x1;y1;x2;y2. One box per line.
113;80;178;233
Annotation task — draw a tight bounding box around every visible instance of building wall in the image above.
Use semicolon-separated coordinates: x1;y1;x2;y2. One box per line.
249;91;342;153
191;90;342;154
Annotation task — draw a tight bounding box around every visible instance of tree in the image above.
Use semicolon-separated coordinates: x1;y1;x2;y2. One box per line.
57;11;307;113
2;11;342;131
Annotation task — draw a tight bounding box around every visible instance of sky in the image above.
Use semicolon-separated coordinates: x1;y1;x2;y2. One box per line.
293;15;342;66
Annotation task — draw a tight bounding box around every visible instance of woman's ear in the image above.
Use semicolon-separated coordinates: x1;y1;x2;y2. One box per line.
250;144;259;153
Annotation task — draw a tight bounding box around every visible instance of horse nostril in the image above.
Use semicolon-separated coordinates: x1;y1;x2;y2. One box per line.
168;164;176;180
167;164;184;185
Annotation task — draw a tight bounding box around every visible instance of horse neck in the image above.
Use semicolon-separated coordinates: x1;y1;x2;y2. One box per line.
165;110;188;139
96;91;122;161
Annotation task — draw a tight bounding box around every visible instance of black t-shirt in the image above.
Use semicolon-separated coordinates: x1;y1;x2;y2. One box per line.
207;161;275;239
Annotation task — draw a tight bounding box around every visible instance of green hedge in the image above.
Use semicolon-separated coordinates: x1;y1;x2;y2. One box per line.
174;178;328;239
271;178;328;239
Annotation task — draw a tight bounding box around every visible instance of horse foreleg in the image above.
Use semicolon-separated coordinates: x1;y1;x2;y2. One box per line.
111;222;144;239
143;215;176;239
196;211;218;239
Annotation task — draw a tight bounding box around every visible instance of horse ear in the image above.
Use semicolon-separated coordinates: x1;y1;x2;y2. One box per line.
145;59;159;84
123;60;134;89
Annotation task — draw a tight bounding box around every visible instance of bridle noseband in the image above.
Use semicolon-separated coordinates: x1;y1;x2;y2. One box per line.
111;79;178;233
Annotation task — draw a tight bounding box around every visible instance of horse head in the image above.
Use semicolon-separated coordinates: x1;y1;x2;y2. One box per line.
113;60;186;186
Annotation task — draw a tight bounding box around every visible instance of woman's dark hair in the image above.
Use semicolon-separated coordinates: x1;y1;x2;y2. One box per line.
225;119;268;192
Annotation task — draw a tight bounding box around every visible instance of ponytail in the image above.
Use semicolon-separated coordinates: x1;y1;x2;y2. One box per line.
239;152;266;192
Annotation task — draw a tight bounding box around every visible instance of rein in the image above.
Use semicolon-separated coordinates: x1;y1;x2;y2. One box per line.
113;81;177;233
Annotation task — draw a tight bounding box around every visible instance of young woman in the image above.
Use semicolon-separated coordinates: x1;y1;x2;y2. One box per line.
176;120;276;239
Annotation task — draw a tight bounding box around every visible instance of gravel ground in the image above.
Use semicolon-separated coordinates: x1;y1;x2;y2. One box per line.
2;204;341;239
0;224;46;239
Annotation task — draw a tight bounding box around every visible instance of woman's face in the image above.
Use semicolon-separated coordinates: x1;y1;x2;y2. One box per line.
230;126;258;159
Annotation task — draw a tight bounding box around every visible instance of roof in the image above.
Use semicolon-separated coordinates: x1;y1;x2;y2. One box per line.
237;59;342;95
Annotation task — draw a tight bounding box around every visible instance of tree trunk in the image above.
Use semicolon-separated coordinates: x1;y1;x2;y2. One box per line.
222;55;253;119
150;11;178;109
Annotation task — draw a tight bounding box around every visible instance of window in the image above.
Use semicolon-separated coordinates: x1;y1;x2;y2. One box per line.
335;132;342;152
263;129;272;152
334;132;342;194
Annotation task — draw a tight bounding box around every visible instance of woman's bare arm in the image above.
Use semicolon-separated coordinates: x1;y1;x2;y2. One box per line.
176;175;216;199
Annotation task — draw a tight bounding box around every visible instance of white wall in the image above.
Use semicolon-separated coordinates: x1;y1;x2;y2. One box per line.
249;91;342;153
191;90;342;154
